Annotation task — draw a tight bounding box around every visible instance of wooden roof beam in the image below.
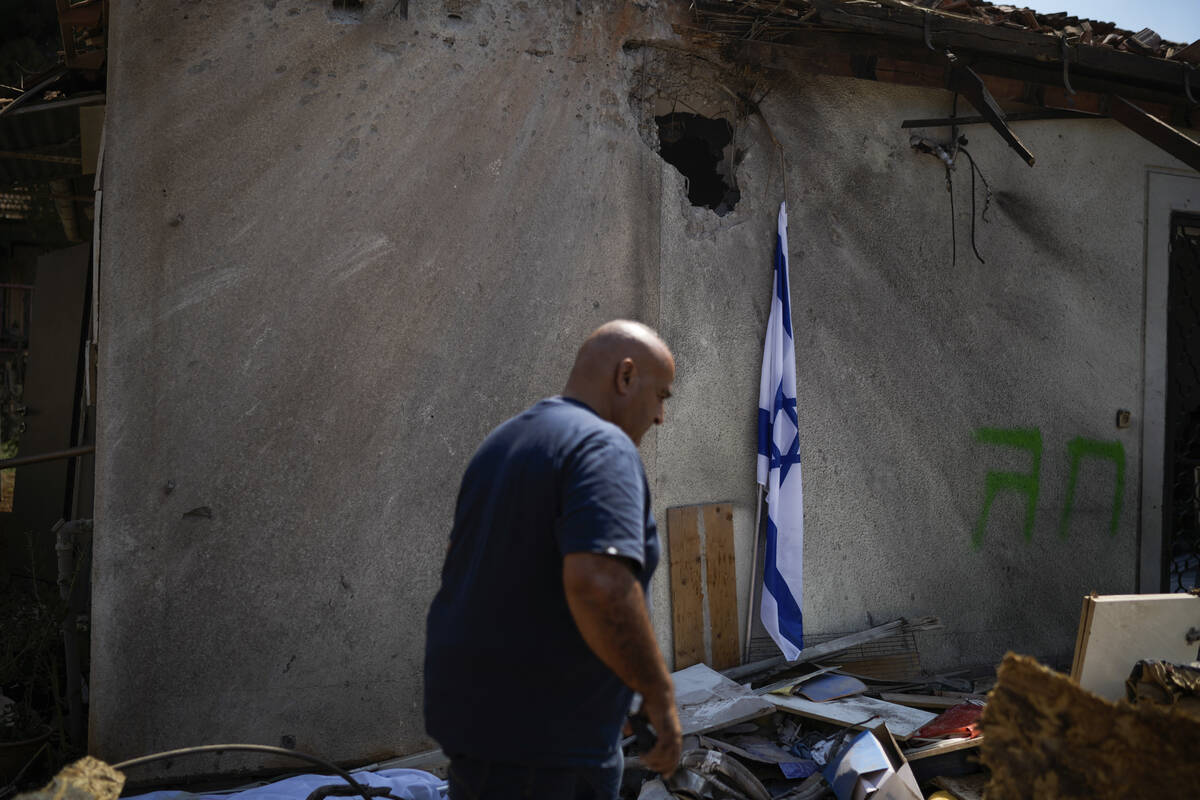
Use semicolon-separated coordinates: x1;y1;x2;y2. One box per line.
1109;97;1200;173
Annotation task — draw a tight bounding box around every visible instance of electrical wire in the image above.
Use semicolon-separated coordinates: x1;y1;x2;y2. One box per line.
957;146;992;264
946;164;956;270
112;745;375;800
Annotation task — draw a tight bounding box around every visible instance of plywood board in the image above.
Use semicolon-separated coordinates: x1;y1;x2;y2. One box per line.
1070;593;1200;701
702;503;739;670
903;736;983;761
767;693;937;740
878;693;965;710
673;663;775;736
668;506;704;669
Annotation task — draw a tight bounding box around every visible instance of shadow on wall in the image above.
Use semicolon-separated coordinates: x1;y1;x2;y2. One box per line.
992;190;1072;261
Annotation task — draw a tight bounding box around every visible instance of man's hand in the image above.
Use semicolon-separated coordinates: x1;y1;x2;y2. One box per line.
638;688;682;776
563;552;682;777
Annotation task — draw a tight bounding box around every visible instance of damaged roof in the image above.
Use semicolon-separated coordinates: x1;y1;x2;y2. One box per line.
685;1;1200;67
908;0;1196;60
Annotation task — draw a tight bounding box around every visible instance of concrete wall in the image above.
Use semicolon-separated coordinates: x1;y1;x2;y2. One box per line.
92;0;1194;772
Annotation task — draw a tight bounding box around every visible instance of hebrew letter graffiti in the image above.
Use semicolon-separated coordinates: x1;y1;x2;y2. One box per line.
1059;437;1126;538
972;427;1042;548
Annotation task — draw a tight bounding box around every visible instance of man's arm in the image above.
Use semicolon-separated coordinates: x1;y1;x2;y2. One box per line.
562;552;682;776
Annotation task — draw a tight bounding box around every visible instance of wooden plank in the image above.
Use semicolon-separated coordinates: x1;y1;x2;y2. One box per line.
1069;593;1200;701
879;693;966;710
1068;595;1095;683
1110;96;1200;174
731;37;1196;118
702;502;739;670
767;693;937;740
668;505;705;669
903;736;983;761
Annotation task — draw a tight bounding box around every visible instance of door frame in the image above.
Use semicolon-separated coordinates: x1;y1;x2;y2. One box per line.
1140;170;1200;592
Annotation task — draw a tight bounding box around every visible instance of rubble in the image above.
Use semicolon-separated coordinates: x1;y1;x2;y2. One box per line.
623;592;1200;797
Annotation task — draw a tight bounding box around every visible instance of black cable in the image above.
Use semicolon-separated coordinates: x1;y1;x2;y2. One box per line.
957;147;992;264
946;164;956;269
112;745;375;800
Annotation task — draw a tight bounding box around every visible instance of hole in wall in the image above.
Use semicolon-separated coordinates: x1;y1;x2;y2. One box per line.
328;0;364;23
655;112;740;216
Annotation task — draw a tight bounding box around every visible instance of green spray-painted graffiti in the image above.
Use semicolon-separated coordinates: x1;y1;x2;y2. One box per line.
1059;437;1126;538
972;427;1126;549
972;428;1042;547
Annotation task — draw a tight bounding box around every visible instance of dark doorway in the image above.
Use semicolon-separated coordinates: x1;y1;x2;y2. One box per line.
1163;212;1200;592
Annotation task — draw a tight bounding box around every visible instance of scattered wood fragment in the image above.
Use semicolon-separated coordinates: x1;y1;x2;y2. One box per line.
767;693;937;740
981;652;1200;799
878;693;966;709
903;736;982;761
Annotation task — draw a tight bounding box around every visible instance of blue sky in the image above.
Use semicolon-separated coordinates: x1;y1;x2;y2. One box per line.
1020;1;1200;43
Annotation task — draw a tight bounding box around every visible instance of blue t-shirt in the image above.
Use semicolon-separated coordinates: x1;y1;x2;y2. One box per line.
423;396;661;766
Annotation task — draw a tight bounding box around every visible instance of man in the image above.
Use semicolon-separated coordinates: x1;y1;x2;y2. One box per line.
424;320;682;800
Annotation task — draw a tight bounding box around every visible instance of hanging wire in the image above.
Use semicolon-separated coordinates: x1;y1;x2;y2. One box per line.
946;164;956;270
957;146;992;264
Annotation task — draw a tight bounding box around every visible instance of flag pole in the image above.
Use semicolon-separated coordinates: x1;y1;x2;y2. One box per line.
743;483;764;665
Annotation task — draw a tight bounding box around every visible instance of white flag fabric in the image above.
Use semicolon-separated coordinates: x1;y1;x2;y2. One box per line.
756;201;805;660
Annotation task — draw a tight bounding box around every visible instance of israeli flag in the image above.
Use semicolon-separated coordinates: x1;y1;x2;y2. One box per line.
757;201;805;660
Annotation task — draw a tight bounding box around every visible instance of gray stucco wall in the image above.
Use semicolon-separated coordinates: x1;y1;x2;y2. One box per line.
91;0;1193;772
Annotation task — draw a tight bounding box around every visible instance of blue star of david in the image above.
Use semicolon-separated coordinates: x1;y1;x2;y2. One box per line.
769;380;803;484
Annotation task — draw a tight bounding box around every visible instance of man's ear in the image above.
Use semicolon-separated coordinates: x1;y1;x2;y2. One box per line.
614;357;636;396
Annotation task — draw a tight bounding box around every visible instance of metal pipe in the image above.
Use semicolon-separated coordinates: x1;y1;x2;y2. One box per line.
743;485;764;665
0;445;94;470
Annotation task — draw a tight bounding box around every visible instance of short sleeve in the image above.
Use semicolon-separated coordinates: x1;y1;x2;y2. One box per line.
555;434;647;568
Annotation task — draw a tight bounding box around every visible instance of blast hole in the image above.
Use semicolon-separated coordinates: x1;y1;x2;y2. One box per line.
329;0;364;23
655;112;740;216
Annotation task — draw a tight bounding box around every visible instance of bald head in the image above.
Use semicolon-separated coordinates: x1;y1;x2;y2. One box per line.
564;320;675;445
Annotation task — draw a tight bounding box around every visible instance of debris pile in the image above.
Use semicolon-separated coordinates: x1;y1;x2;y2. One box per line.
623;591;1200;798
621;618;995;799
